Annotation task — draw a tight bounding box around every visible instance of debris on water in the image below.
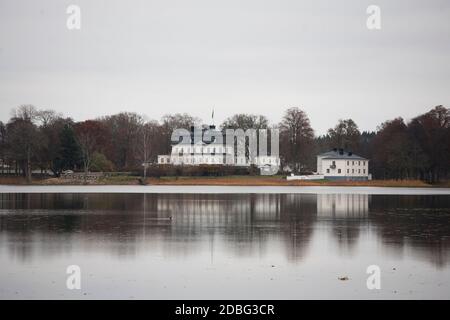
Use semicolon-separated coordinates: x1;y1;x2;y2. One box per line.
338;276;349;281
271;265;275;267
393;267;396;270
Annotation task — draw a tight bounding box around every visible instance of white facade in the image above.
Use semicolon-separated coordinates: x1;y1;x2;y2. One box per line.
317;150;369;180
158;140;280;167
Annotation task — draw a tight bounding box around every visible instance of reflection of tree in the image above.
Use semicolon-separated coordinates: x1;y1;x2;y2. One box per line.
278;194;317;261
369;195;450;268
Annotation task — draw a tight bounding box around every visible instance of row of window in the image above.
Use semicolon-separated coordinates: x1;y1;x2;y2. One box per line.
326;168;366;174
161;157;279;165
330;160;366;166
342;160;366;166
173;146;232;154
172;157;226;164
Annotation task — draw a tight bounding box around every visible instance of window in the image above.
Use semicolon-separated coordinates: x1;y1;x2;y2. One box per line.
347;161;349;165
352;169;354;174
347;169;349;174
332;161;336;166
338;169;341;173
352;161;354;165
358;169;360;173
358;161;360;165
363;169;366;174
326;169;330;173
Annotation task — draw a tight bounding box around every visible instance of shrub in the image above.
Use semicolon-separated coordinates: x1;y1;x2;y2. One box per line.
90;152;115;172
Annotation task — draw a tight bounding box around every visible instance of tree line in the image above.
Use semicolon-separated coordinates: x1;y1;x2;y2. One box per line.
0;104;448;182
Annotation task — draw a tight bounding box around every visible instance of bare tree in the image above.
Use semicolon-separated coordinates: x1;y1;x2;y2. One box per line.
75;120;105;181
6;105;43;182
11;105;38;122
99;112;145;170
36;109;63;127
279;107;315;173
220;114;269;131
327;119;361;152
138;120;160;180
0;122;7;174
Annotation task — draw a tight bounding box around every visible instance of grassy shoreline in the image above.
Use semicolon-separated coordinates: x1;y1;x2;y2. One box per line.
1;175;449;188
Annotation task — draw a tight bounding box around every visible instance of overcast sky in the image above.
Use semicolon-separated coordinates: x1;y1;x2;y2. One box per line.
0;0;449;134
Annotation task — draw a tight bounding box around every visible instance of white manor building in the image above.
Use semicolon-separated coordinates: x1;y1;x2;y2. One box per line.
157;125;280;171
317;149;370;181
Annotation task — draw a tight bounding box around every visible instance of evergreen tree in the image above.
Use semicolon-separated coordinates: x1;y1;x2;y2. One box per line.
59;124;81;173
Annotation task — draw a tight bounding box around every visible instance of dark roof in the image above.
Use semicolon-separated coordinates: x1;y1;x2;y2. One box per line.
174;125;224;145
318;149;368;160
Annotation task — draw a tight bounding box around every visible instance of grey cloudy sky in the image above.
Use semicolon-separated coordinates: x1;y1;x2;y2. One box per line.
0;0;449;134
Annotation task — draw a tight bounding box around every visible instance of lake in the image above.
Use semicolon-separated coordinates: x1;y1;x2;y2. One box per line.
1;190;450;299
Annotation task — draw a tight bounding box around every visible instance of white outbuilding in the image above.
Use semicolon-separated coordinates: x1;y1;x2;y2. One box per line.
317;149;370;181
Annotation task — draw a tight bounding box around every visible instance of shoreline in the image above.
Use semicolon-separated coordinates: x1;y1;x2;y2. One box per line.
1;175;449;188
1;184;450;195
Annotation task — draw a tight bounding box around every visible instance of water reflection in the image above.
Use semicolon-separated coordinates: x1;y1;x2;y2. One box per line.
0;193;449;267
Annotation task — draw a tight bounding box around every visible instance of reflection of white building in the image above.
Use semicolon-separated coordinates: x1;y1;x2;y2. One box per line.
317;149;370;181
317;194;369;218
157;125;280;170
156;194;282;222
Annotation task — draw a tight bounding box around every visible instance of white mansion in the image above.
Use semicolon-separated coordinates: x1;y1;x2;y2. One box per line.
317;149;370;180
157;125;280;170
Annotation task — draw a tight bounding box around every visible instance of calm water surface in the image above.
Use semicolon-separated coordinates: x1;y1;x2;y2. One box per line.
0;192;449;299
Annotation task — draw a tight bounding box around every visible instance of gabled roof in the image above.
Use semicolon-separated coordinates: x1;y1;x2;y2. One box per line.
173;125;224;146
318;149;368;160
